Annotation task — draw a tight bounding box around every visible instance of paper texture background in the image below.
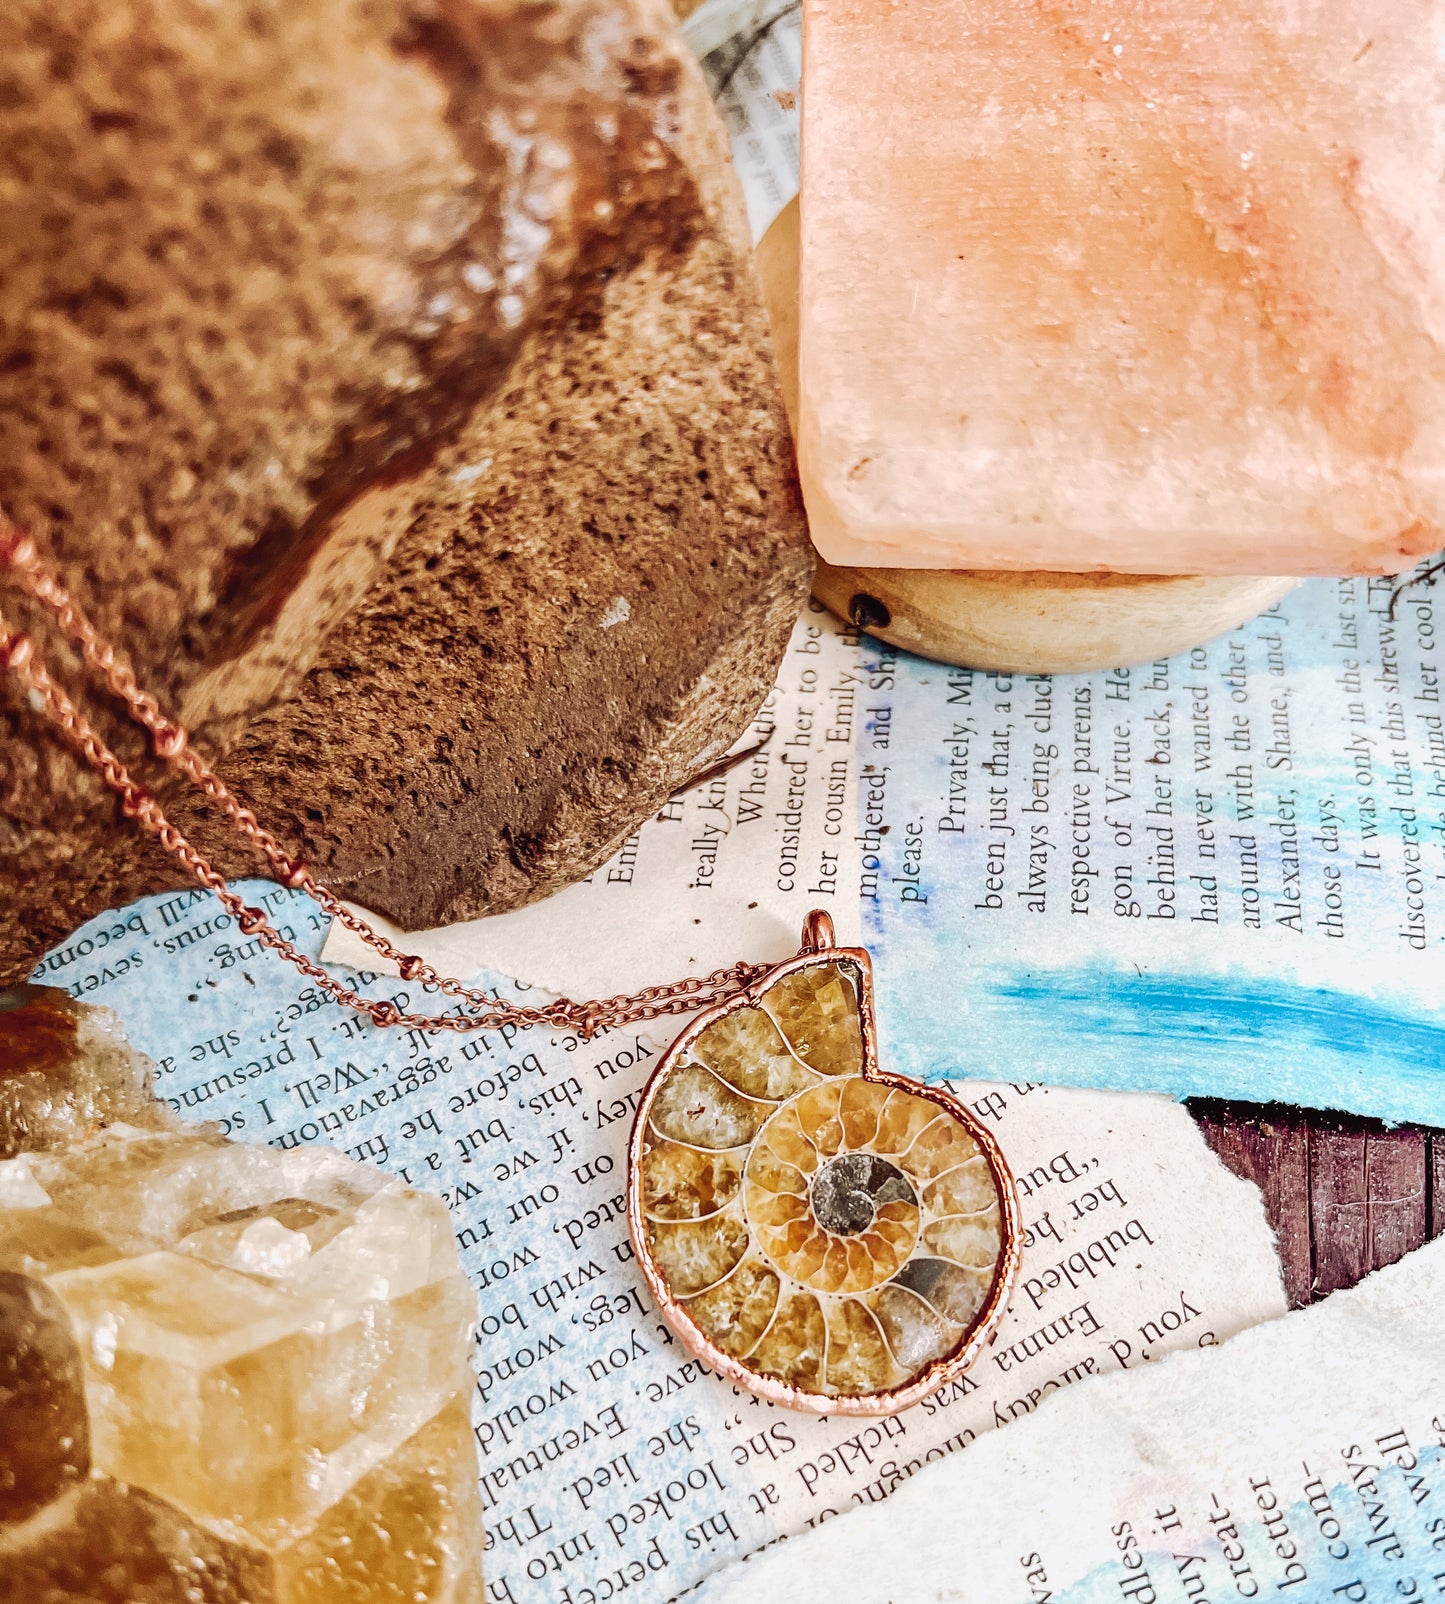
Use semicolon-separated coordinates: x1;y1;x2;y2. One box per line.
20;6;1444;1600
695;1234;1445;1604
37;887;1283;1603
864;574;1445;1124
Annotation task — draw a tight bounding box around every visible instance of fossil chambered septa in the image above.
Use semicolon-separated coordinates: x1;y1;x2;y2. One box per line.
902;1115;987;1182
646;1204;752;1297
823;1296;905;1394
892;1257;992;1329
869;1283;960;1372
683;1257;781;1359
923;1155;999;1217
650;1060;772;1150
636;951;1011;1406
760;964;864;1075
922;1213;1005;1270
640;1140;745;1222
691;1008;818;1101
836;1076;892;1151
748;1287;828;1392
754;1102;824;1178
872;1087;952;1159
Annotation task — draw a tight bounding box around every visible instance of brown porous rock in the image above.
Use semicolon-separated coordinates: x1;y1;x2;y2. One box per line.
0;0;811;982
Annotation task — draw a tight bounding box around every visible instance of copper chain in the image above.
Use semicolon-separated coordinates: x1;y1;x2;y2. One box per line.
0;518;770;1037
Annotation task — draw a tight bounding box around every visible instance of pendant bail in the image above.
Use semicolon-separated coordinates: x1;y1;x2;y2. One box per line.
800;909;835;953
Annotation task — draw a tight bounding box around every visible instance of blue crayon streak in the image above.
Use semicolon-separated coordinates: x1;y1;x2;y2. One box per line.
875;962;1445;1125
1043;1452;1445;1603
996;969;1445;1068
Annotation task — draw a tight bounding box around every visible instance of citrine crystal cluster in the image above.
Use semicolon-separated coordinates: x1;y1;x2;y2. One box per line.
0;985;179;1159
636;962;1006;1400
799;0;1445;576
0;987;483;1602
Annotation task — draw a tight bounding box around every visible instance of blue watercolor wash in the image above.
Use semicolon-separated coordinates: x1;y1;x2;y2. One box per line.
874;962;1445;1126
996;967;1445;1068
856;568;1445;1124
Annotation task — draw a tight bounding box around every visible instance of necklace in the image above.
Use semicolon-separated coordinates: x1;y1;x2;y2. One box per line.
1;518;1019;1414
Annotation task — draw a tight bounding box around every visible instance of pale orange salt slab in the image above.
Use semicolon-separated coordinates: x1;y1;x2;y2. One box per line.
798;0;1445;576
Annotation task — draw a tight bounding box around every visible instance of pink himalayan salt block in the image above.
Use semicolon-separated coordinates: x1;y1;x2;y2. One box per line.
798;0;1445;577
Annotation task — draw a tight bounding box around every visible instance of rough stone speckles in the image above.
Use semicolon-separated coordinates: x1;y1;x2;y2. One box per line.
0;0;813;982
634;956;1011;1407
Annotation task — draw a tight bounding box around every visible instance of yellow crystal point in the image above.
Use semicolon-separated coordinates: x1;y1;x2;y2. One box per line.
0;988;484;1602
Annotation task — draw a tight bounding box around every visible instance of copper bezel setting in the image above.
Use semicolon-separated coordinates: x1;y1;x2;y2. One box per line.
627;916;1021;1417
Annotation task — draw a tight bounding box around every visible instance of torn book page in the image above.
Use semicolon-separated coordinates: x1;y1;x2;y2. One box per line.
36;891;1285;1604
861;571;1445;1125
694;1232;1445;1604
680;0;801;244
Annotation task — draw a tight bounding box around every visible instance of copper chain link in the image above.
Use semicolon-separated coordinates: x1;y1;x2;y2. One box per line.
0;518;771;1037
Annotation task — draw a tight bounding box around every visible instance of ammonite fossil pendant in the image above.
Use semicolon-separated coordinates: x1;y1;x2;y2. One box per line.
628;912;1020;1415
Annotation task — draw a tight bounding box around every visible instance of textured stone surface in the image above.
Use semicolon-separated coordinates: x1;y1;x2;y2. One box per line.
0;0;811;982
0;996;483;1601
637;960;1006;1399
799;0;1445;577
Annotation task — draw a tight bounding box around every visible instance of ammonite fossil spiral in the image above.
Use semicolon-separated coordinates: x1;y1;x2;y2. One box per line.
628;913;1019;1415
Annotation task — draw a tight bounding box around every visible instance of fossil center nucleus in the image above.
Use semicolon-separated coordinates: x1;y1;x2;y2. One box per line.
810;1152;917;1237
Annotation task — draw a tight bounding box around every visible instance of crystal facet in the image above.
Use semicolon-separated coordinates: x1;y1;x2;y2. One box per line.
0;991;483;1602
0;986;177;1160
634;958;1009;1405
799;0;1445;576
